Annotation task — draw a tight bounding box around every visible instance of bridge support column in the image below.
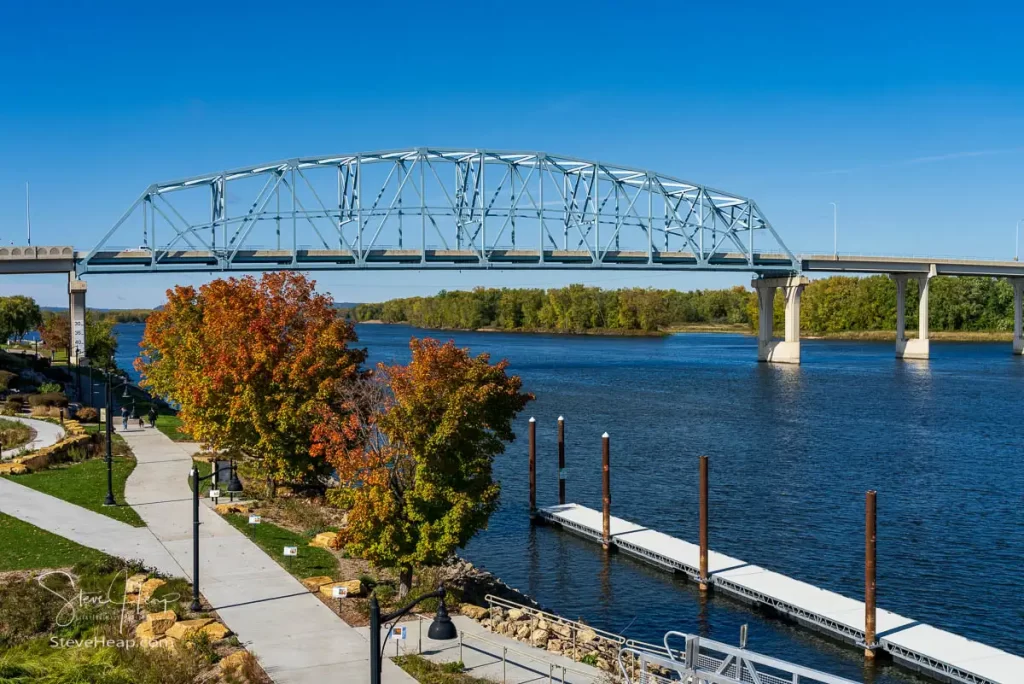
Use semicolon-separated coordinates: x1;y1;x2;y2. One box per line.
752;276;808;364
68;275;87;364
1013;279;1024;355
893;267;933;360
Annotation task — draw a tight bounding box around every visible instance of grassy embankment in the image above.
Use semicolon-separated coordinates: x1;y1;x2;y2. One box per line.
0;513;266;683
4;426;144;527
0;417;35;449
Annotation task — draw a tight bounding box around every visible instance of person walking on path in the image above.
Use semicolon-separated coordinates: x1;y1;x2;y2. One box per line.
121;405;129;431
148;406;157;428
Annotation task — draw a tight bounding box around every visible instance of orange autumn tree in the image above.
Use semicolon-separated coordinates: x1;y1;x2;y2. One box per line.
137;272;366;490
312;338;533;596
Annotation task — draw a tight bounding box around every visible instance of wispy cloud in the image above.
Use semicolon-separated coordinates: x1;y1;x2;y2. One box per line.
812;146;1024;176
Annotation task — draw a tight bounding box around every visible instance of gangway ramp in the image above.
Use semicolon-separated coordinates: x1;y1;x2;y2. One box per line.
538;503;1023;684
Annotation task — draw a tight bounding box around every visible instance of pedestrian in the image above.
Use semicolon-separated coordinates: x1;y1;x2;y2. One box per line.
121;405;129;431
148;406;157;428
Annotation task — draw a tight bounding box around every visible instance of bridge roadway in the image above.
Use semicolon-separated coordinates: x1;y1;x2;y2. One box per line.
538;503;1024;684
5;246;1024;364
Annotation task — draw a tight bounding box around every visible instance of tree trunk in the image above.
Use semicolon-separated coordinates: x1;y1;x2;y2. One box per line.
266;476;277;499
398;567;413;599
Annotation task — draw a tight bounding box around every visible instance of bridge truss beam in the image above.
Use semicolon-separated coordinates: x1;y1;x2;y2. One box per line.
80;149;798;275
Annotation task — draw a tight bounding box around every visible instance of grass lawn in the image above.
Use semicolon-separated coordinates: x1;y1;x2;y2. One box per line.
223;512;338;580
3;457;145;527
394;656;484;684
156;413;192;441
0;512;110;571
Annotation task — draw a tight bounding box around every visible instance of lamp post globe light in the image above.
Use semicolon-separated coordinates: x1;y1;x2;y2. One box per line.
190;462;243;612
369;586;457;684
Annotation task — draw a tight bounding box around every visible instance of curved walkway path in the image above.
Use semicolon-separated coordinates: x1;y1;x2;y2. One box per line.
3;415;64;454
116;423;414;684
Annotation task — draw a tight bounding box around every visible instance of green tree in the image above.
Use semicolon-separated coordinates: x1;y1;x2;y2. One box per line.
0;296;42;341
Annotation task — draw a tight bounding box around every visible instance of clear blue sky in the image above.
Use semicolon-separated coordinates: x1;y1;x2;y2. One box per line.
2;1;1023;308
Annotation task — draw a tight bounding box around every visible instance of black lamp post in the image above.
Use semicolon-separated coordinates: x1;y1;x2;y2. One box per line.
103;366;131;507
369;586;457;684
190;463;243;611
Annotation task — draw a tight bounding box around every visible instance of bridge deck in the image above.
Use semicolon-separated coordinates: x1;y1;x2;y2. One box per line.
538;503;1023;684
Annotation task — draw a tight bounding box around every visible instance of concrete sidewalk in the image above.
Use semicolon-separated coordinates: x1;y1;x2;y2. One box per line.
0;477;181;576
117;424;414;684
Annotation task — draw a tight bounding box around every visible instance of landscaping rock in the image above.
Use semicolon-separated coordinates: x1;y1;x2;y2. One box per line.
145;610;177;636
547;638;563;652
0;463;28;475
139;578;166;602
515;623;531;640
319;580;363;598
309;531;340;549
135;621;158;642
530;628;549;647
578;628;598;645
301;575;334;592
125;573;149;594
460;604;489;620
200;622;232;641
508;608;527;621
165;617;214;641
219;651;249;675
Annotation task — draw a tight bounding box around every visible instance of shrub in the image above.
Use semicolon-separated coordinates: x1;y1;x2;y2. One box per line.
27;392;67;408
0;370;17;390
76;406;99;422
30;406;49;417
325;487;355;510
373;584;397;605
4;397;23;414
38;382;62;393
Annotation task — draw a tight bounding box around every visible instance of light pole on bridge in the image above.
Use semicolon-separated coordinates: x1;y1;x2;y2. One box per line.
831;202;838;259
1016;219;1023;262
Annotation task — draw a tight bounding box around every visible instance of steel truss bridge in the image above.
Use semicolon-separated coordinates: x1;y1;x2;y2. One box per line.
77;148;799;276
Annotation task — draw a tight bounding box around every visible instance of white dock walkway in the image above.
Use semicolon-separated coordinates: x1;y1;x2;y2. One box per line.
538;503;1023;684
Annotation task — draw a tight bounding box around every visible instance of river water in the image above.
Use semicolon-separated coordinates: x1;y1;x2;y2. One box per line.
114;323;1023;683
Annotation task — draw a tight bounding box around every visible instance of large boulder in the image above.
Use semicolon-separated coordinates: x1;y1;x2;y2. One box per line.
125;573;149;594
515;623;531;640
578;628;598;645
460;604;489;620
547;638;563;653
309;531;340;549
200;622;232;641
507;608;527;621
319;580;363;598
139;578;166;602
530;628;549;647
301;575;334;592
165;618;214;641
145;610;177;636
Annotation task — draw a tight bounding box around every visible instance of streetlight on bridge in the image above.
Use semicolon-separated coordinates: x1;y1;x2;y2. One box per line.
1016;219;1023;262
830;202;838;259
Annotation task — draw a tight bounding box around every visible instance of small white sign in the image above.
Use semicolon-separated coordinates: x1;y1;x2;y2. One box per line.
390;625;407;641
248;515;261;524
283;546;298;557
332;586;348;599
209;489;221;499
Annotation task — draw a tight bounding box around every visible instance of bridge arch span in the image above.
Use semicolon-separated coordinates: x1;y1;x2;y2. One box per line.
81;148;797;275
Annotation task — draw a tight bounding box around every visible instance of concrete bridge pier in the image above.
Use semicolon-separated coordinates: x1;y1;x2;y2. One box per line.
1013;279;1024;355
68;275;87;364
892;267;934;360
753;276;808;364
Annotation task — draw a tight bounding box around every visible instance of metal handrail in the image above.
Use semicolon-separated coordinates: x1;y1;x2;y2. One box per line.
618;631;858;684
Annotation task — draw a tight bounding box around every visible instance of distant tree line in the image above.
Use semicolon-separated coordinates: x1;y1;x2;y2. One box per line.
352;276;1019;335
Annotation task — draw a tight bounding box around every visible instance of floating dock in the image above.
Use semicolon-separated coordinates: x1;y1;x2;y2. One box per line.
538;503;1023;684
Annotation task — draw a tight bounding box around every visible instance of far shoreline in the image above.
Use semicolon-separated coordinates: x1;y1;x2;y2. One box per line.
351;321;1016;343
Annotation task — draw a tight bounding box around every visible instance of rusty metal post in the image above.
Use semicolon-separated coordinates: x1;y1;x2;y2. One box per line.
558;416;566;505
865;489;877;658
528;417;537;519
699;455;710;591
602;432;611;550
